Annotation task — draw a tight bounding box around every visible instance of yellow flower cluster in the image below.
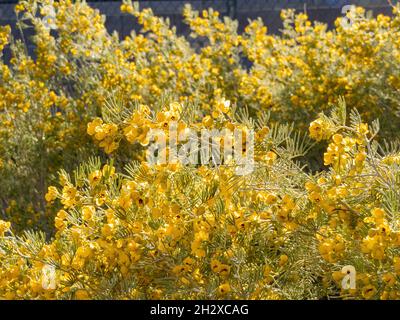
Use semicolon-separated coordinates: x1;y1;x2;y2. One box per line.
1;99;400;300
0;0;400;300
87;118;120;154
0;26;10;52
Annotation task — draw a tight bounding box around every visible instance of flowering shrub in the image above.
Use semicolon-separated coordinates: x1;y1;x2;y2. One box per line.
0;0;400;300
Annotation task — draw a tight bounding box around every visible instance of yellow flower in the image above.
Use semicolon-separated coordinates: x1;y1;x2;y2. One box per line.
265;193;277;204
332;271;344;283
87;118;103;136
218;283;231;295
309;191;323;204
278;254;288;266
75;289;90;300
0;220;11;236
213;98;230;117
218;264;231;277
55;210;68;230
101;224;114;237
76;246;93;259
371;208;385;221
99;138;119;154
394;257;400;275
172;265;189;275
102;164;115;177
332;134;343;144
255;126;270;141
309;118;331;141
89;170;102;186
356;123;369;135
210;259;221;272
120;3;134;14
264;151;277;165
61;186;78;208
14;3;25;13
382;273;396;287
202;115;213;128
362;285;377;299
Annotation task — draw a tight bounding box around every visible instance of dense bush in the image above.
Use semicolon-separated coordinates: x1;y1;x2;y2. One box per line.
0;0;400;299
